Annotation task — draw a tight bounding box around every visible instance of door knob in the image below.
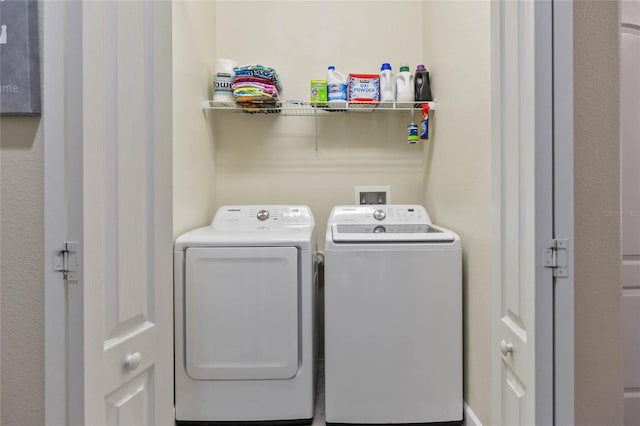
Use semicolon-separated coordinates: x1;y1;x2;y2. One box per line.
124;352;142;371
500;340;514;356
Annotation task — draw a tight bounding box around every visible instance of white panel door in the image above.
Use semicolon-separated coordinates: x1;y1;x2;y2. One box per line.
491;0;554;424
622;0;640;26
44;0;173;424
82;1;173;424
621;2;640;422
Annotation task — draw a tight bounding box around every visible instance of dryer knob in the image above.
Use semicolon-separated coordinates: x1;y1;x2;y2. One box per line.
257;210;270;221
373;209;386;221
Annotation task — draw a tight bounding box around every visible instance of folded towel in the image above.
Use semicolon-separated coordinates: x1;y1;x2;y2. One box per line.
233;64;282;91
232;82;279;97
234;91;278;100
232;76;279;86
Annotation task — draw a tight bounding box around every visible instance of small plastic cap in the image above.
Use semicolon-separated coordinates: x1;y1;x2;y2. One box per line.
328;65;335;71
399;64;410;72
416;64;426;71
381;62;392;71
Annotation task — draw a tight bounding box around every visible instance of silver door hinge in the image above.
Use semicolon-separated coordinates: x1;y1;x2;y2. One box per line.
54;241;79;282
543;239;569;277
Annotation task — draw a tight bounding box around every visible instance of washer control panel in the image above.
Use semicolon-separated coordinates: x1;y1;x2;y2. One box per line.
329;205;457;243
212;205;314;230
336;224;436;234
331;205;431;226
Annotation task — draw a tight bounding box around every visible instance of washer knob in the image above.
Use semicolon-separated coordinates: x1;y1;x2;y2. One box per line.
373;209;386;221
373;225;386;234
257;210;270;221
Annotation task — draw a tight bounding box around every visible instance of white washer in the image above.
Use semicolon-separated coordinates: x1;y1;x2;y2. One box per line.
324;205;462;425
174;205;317;424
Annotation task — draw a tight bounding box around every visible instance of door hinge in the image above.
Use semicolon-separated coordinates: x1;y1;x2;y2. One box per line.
54;241;79;282
543;239;569;277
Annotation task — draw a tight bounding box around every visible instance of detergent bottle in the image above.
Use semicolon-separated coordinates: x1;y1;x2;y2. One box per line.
396;63;414;103
414;64;433;102
327;66;348;103
379;62;395;102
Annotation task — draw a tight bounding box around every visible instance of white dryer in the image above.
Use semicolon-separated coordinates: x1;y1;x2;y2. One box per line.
174;205;317;424
324;205;462;425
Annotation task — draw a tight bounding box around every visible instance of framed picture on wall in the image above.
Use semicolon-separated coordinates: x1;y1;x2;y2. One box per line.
0;0;40;116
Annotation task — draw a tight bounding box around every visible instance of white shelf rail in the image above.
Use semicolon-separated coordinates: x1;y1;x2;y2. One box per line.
201;100;436;116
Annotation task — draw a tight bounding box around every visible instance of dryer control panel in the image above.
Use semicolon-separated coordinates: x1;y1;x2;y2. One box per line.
212;205;314;230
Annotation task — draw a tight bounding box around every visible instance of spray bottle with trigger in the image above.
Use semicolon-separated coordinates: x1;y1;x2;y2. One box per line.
420;103;430;140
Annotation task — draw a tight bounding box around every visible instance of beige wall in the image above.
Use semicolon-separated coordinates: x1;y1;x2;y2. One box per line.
0;117;45;425
173;1;218;239
212;1;427;248
422;2;492;424
574;1;624;424
0;1;45;423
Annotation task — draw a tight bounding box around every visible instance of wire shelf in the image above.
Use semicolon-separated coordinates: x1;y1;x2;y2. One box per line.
201;100;436;116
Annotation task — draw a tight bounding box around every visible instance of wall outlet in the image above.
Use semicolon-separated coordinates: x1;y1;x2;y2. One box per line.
355;186;391;205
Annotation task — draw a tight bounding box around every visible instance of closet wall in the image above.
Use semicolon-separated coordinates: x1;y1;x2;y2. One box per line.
173;1;218;238
213;1;427;245
422;3;492;424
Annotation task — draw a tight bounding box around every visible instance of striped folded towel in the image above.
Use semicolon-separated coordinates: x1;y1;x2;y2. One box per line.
233;64;282;92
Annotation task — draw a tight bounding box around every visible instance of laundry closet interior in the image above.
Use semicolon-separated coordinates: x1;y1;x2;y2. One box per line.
172;1;492;423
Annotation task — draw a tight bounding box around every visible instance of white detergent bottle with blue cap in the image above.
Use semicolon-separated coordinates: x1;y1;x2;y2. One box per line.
380;63;395;102
327;66;347;103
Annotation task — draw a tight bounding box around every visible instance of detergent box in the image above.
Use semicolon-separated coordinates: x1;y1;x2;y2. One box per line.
348;74;380;103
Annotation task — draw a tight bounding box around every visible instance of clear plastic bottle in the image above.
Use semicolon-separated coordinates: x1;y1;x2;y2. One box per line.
396;63;414;103
327;66;348;103
380;63;395;102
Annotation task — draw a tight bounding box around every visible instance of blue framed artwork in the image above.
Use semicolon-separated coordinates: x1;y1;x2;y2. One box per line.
0;0;40;115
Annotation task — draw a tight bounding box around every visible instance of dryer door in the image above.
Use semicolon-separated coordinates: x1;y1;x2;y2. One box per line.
184;246;299;380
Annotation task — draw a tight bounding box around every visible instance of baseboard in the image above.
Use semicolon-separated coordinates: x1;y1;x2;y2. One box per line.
463;402;482;426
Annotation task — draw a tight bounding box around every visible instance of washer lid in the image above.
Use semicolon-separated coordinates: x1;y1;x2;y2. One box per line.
331;223;456;243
